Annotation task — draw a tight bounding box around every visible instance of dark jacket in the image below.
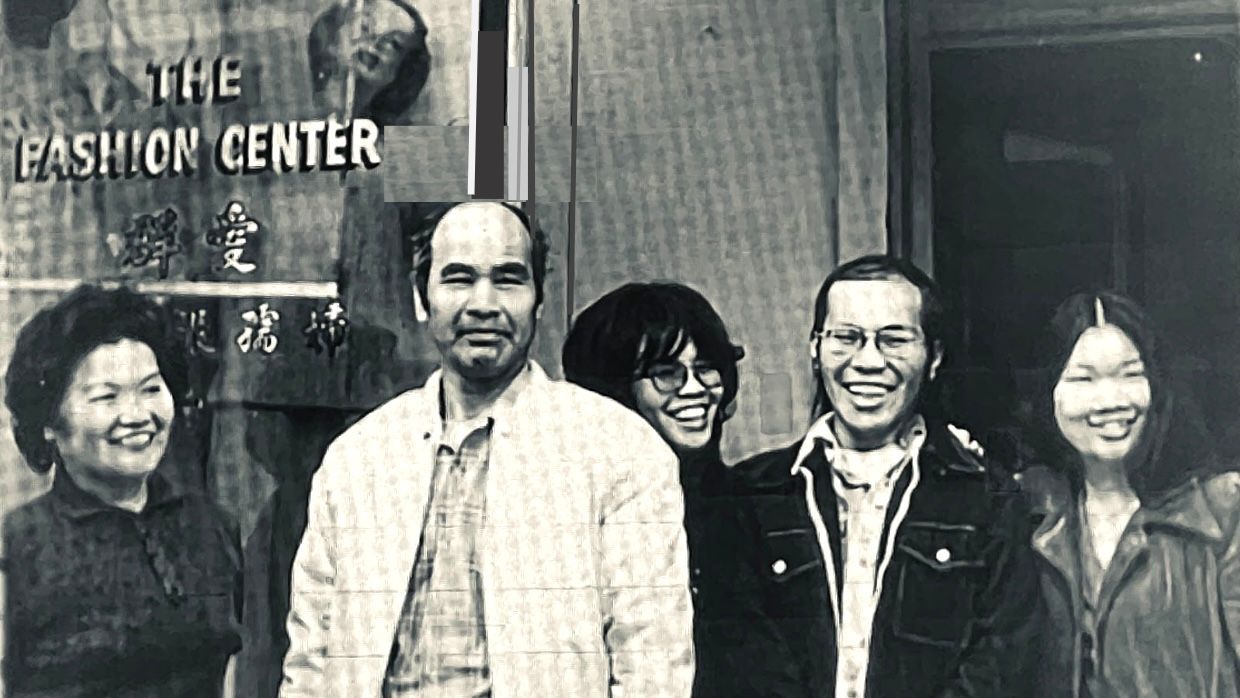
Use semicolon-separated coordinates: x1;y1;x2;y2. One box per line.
682;448;729;698
720;420;1043;698
683;446;808;697
1022;465;1240;698
2;469;243;697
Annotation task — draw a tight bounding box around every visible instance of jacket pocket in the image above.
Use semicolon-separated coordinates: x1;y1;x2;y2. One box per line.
891;521;984;648
763;528;825;582
760;527;827;621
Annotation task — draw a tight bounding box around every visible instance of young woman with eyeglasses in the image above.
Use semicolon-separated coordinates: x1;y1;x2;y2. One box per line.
563;281;762;697
563;282;743;474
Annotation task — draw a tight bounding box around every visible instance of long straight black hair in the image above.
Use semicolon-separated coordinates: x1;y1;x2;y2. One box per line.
1029;290;1219;502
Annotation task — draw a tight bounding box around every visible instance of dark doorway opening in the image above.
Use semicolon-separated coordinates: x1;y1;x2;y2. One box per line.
931;36;1240;469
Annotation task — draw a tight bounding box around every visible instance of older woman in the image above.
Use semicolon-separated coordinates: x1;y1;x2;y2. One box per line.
2;285;243;697
1021;290;1240;698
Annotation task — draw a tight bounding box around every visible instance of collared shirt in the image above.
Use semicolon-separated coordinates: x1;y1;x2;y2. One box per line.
383;366;532;698
801;414;925;698
833;446;911;698
2;468;243;697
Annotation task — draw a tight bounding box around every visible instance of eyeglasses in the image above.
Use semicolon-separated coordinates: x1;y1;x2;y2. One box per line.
817;327;924;359
641;363;724;394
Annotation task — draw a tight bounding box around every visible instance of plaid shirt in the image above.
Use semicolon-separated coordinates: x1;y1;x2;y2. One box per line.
832;445;914;698
803;415;925;698
383;417;495;698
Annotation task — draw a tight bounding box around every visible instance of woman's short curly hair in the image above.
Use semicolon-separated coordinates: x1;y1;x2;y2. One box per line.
4;285;188;473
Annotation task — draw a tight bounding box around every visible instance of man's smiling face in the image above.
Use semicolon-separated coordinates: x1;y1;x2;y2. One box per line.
816;278;940;449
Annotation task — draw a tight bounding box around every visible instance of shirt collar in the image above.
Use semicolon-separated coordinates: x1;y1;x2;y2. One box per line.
833;446;910;491
51;466;186;521
790;412;927;477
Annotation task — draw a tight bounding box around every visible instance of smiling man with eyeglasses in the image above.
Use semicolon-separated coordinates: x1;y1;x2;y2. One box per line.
725;254;1043;698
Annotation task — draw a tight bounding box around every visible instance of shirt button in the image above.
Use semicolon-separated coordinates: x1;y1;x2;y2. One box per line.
772;559;787;574
691;586;700;596
692;567;702;578
935;547;952;563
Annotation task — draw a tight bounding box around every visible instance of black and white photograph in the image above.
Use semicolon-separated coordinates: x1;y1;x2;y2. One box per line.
3;0;1240;696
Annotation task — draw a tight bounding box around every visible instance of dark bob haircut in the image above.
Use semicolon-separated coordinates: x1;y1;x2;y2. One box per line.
809;254;947;419
4;285;188;474
407;202;551;310
308;0;431;126
1027;290;1217;502
561;282;745;426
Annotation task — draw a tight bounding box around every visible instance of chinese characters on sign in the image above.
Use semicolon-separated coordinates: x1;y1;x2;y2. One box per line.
205;200;261;274
175;308;219;358
237;303;280;354
303;300;350;358
118;207;184;280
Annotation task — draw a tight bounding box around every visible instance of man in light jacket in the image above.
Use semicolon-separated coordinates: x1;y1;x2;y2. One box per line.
279;201;694;697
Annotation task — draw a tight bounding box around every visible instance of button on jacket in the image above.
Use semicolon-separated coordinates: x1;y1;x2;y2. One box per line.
723;418;1043;698
2;469;244;697
1023;466;1240;698
280;362;695;698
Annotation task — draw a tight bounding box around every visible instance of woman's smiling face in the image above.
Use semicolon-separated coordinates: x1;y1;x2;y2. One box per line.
46;338;175;483
1053;324;1151;467
631;340;724;456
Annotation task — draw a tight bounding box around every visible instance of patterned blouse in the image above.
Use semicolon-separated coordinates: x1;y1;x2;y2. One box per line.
3;469;243;697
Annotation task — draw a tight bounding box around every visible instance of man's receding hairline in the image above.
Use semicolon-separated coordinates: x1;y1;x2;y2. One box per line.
434;202;528;234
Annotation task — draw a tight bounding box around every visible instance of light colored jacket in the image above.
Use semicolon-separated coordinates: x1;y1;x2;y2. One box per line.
279;363;695;697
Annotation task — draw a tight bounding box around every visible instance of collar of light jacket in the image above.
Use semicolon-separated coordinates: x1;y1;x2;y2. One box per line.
423;361;540;444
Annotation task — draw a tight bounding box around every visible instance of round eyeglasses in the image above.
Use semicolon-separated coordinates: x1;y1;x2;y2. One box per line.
640;363;724;394
817;327;924;359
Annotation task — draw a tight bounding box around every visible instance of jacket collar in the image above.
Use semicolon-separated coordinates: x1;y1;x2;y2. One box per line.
51;466;185;521
790;412;927;476
1143;478;1227;542
919;421;987;476
420;361;545;443
1030;470;1226;569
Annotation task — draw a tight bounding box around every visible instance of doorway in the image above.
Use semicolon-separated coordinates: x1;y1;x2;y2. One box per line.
930;35;1240;467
